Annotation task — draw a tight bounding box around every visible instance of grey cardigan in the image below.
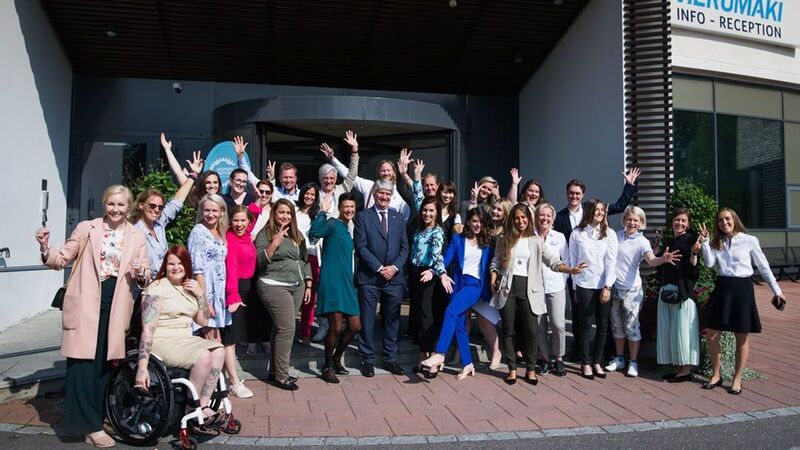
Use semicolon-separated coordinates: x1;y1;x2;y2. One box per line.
490;236;563;315
254;228;312;285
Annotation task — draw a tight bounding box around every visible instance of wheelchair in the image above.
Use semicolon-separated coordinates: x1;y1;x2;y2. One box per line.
105;341;242;449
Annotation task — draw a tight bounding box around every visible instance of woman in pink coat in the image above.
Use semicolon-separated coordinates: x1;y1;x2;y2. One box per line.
36;184;148;448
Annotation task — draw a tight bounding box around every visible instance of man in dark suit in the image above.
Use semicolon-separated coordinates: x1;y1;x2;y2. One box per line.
353;179;410;376
553;167;641;364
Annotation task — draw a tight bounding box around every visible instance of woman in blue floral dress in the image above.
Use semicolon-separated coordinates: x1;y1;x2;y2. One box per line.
188;194;230;336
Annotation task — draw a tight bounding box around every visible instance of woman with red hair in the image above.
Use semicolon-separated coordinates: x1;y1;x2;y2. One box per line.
135;246;225;421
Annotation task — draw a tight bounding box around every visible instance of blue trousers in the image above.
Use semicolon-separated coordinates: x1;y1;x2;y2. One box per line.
434;275;482;366
358;283;404;364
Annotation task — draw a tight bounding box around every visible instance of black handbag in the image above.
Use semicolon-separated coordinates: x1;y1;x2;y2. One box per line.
659;288;686;305
50;236;90;310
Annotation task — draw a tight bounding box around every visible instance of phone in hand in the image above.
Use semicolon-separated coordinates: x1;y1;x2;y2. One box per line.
772;295;786;312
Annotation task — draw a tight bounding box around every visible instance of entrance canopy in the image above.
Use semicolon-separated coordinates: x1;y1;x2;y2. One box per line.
42;0;588;95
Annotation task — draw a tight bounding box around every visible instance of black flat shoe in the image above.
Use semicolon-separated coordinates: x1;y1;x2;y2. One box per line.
554;361;567;377
320;368;340;384
272;378;299;391
360;362;375;377
728;384;743;395
701;378;724;390
267;373;297;383
383;362;405;376
667;374;693;383
662;372;677;380
333;362;350;376
525;370;539;386
505;371;518;385
535;360;551;375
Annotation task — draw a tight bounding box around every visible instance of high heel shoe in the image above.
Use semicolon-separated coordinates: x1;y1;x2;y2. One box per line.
456;364;475;380
505;370;518;385
525;370;539;386
592;365;607;379
580;365;595;380
421;353;445;369
701;378;724;390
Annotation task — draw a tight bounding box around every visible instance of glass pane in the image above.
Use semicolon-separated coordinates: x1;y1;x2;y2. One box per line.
673;77;713;111
715;82;782;120
716;115;785;228
80;141;146;221
674;110;715;196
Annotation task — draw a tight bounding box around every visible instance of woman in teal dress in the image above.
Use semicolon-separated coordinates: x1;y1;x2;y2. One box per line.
308;193;362;383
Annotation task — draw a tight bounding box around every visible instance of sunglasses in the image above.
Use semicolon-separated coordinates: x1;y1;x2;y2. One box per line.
259;189;273;195
146;203;165;211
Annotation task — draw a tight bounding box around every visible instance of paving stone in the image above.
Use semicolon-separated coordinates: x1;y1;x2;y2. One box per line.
290;437;324;446
357;436;391;445
456;433;490;441
14;426;50;435
515;430;544;439
602;424;635;433
725;413;755;422
226;436;259;446
627;422;661;431
657;420;688;429
747;410;776;419
542;428;576;437
427;435;458;443
324;437;358;446
205;435;229;444
767;407;796;417
680;417;719;427
255;437;294;446
389;436;427;444
0;423;22;432
571;426;605;435
487;432;517;440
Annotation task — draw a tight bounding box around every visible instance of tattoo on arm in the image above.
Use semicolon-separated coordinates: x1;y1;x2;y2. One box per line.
200;367;221;399
138;293;160;363
196;294;209;317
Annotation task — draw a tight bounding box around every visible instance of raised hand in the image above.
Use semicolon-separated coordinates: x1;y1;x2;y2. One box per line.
698;223;710;241
662;247;682;265
273;224;290;244
623;166;642;185
344;130;358;151
692;237;702;255
35;227;50;249
233;136;248;158
319;143;335;160
186;150;204;175
397;149;410;175
413;159;425;181
470;182;479;202
510;168;522;185
160;132;173;152
266;160;276;180
182;279;204;298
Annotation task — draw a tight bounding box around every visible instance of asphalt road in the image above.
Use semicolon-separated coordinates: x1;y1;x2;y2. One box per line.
3;414;799;449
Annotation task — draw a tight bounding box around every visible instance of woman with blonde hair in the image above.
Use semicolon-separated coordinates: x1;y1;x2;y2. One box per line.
254;198;312;390
35;184;148;447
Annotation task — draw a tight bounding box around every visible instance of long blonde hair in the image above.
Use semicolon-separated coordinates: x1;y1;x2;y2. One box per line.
196;194;228;242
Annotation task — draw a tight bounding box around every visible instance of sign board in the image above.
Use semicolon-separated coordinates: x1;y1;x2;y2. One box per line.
203;141;251;194
671;0;799;47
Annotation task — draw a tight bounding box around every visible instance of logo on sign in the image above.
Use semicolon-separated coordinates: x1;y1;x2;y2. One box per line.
204;141;251;194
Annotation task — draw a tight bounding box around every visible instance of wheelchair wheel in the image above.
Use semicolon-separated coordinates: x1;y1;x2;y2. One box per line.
105;354;174;446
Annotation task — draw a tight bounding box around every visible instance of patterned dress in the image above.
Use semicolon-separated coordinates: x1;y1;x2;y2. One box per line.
187;224;230;329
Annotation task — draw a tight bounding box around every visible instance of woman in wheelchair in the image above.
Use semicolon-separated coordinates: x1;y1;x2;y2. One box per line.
134;245;225;423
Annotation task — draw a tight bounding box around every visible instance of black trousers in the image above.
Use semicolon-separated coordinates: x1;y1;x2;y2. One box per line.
567;279;582;359
64;277;115;434
500;276;539;371
245;276;271;343
410;266;446;353
576;286;612;365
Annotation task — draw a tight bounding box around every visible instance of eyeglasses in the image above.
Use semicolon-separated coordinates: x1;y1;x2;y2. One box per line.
231;178;248;185
146;203;165;211
259;189;273;195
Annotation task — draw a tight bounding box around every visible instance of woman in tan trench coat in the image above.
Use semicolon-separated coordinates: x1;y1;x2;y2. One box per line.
36;184;148;448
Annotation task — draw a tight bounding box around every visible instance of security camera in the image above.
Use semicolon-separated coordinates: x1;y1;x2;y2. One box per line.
172;82;183;94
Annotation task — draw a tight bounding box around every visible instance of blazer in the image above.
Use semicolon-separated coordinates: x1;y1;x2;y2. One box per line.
489;236;563;315
353;206;409;286
553;183;637;242
442;233;494;302
45;218;147;360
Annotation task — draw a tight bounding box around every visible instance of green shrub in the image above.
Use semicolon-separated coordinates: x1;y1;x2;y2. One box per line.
130;168;196;247
643;179;760;380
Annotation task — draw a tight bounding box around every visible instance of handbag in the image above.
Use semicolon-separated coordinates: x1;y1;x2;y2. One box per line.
50;235;90;310
659;285;686;305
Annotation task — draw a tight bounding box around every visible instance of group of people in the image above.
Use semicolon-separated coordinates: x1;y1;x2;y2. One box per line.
35;131;787;447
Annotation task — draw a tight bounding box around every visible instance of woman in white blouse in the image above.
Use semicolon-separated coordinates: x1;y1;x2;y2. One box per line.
699;207;786;395
491;204;584;385
569;199;618;380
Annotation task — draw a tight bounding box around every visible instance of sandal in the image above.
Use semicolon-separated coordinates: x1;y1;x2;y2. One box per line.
84;431;116;448
191;407;223;435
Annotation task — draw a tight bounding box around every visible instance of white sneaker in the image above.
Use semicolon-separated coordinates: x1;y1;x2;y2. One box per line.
626;361;639;378
229;380;254;398
605;356;626;372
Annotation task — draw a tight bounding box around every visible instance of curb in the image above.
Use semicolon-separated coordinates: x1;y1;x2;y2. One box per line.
3;406;799;446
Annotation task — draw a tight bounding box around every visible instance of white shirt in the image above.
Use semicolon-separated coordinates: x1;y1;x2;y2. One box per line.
295;210;317;256
614;230;653;290
569;225;618;289
250;208;270;241
701;233;782;296
463;241;482;279
568;205;583;230
536;228;568;294
509;239;532;277
332;157;410;220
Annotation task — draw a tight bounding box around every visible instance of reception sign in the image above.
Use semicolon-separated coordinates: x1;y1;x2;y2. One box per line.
671;0;799;47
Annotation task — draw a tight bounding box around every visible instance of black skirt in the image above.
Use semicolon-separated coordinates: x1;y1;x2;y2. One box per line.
705;276;761;333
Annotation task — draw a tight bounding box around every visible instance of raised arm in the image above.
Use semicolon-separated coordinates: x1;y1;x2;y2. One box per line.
161;133;188;186
397;149;414;188
507;168;521;203
698;223;717;268
172;150;203;204
233;136;260;189
340;131;360;192
607;167;641;216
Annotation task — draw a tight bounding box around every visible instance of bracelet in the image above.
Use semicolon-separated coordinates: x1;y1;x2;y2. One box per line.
188;172;199;180
40;246;50;258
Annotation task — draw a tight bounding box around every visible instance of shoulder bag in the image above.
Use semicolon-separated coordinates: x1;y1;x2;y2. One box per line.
50;236;90;310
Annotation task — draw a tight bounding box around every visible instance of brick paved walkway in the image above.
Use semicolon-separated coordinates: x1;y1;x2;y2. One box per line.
1;282;798;440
